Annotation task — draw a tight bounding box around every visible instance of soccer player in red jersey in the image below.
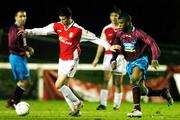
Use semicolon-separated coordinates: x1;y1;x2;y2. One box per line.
92;7;127;110
111;14;174;117
18;7;111;116
7;9;34;109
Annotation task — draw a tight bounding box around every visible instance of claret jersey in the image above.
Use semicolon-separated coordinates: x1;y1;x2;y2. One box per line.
112;27;160;62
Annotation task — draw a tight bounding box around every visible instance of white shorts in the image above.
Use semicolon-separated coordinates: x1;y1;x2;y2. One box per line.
58;58;79;77
103;54;128;75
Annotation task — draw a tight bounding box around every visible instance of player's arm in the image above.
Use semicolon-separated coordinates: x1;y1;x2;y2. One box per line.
17;23;56;36
80;28;110;50
92;29;106;67
139;30;161;69
92;45;104;67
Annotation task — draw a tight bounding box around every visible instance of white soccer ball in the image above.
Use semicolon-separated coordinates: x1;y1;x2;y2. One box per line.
15;101;30;116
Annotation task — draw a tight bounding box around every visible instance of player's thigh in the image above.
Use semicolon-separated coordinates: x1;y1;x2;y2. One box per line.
103;54;112;72
131;66;143;86
58;59;77;77
114;55;128;75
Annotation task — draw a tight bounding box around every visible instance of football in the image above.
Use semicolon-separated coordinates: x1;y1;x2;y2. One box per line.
15;101;30;116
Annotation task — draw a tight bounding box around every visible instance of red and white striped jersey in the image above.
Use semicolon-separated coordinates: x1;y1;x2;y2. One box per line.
26;21;110;60
100;23;120;54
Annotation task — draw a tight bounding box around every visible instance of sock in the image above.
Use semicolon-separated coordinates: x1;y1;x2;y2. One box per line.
100;89;108;106
59;85;80;105
132;86;141;111
11;84;25;104
147;87;162;96
113;92;123;108
64;95;74;111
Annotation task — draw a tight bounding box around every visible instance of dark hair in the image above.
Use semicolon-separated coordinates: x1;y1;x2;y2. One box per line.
109;6;122;15
58;7;72;17
119;13;132;22
15;9;26;16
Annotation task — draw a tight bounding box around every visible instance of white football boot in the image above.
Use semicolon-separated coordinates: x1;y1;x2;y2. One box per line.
127;109;142;118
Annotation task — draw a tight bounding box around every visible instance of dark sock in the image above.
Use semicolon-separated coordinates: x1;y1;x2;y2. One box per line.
147;87;162;96
133;87;141;111
11;85;24;104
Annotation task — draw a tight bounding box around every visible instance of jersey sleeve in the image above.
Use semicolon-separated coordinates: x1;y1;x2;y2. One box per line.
138;29;161;60
80;28;110;50
25;23;56;35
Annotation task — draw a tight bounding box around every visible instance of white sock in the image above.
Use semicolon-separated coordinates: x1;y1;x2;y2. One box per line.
100;89;108;106
59;85;80;105
64;95;74;111
113;92;123;108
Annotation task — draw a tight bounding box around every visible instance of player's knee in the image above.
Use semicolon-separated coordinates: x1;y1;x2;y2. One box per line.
17;80;30;89
130;78;140;88
55;81;64;89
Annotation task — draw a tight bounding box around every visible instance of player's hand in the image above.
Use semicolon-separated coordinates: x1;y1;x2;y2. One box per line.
110;45;121;52
25;46;34;58
17;29;27;37
151;60;159;69
25;51;31;58
28;47;34;55
92;58;99;67
111;60;117;70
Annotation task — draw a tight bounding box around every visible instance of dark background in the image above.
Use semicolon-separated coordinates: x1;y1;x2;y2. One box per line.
0;0;180;64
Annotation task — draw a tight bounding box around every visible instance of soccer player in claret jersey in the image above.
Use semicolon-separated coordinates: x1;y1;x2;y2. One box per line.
92;6;127;110
17;7;111;117
110;13;174;118
7;9;34;109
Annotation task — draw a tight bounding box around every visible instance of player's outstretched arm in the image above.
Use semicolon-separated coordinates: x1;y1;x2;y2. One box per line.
17;23;55;36
80;28;110;50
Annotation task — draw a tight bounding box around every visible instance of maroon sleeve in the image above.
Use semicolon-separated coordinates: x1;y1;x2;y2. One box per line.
8;26;18;49
137;29;161;60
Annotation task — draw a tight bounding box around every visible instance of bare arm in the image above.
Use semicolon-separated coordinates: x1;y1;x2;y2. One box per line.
92;46;104;67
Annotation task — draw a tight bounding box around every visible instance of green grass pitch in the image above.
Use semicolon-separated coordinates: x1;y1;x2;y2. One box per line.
0;100;179;120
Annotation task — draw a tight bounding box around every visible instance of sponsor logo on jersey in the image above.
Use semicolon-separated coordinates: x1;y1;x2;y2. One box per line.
59;36;72;45
123;41;136;52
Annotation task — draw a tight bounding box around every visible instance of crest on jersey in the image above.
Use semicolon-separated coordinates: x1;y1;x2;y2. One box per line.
69;32;74;38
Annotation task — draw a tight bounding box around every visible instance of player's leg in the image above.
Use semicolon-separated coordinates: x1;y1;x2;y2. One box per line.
127;56;149;117
112;56;127;110
97;71;111;110
7;54;30;109
7;80;30;109
97;55;112;110
126;57;148;117
127;66;143;116
140;82;174;106
56;59;82;116
113;73;123;110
